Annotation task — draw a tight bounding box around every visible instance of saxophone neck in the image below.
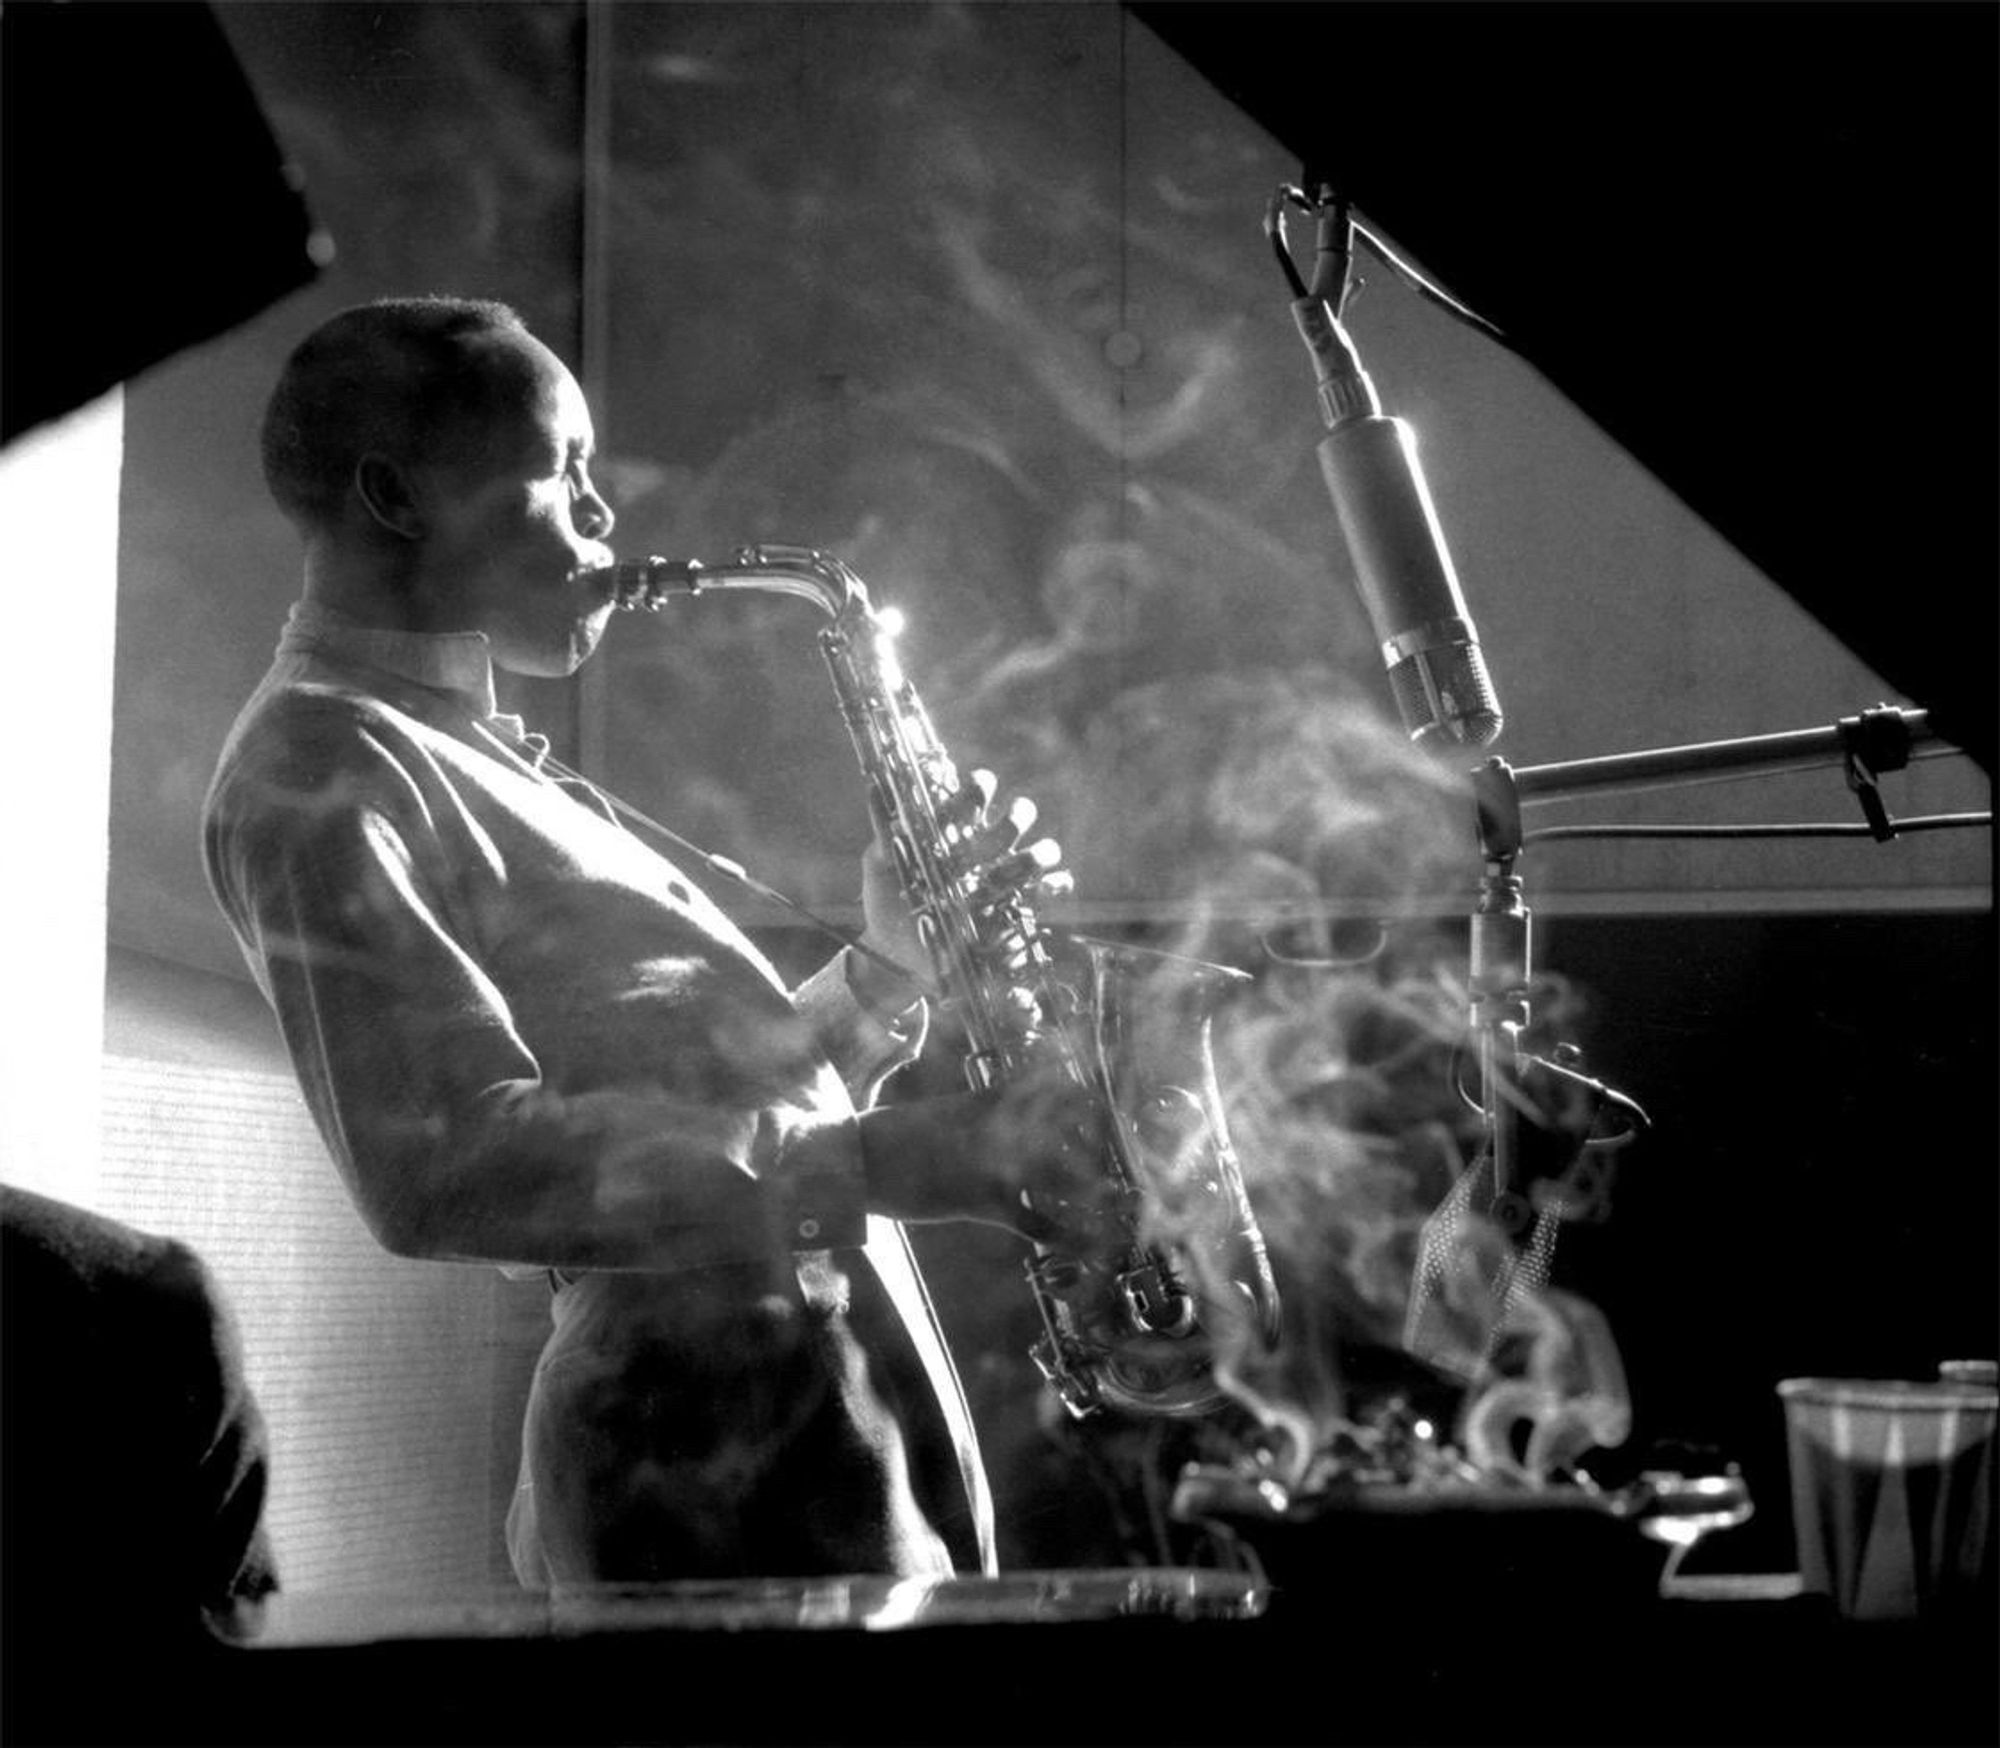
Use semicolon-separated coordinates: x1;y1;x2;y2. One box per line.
605;545;871;622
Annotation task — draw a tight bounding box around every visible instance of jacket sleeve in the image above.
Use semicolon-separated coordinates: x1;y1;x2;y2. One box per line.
203;702;868;1270
791;950;928;1109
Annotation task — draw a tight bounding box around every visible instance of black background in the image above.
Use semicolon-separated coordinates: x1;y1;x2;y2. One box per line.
1137;0;1999;771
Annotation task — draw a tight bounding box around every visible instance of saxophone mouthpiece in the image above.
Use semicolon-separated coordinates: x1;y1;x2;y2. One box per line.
596;556;703;610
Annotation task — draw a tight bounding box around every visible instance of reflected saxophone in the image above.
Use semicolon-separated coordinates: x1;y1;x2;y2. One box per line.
606;545;1280;1417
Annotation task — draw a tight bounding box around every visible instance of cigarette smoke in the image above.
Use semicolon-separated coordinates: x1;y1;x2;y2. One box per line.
982;659;1633;1496
565;0;1636;1507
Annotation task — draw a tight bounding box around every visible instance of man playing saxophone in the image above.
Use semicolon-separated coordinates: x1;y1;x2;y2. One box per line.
202;295;1107;1584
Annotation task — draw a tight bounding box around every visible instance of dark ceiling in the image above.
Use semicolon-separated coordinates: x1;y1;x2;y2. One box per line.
0;2;320;447
1133;0;1998;772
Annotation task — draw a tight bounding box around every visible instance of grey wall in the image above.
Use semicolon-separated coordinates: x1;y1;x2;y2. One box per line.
111;0;1989;989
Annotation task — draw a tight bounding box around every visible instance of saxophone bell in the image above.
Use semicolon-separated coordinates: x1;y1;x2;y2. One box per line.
1021;935;1280;1419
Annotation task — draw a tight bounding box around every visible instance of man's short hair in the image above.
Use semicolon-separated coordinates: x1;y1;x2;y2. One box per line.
260;295;529;532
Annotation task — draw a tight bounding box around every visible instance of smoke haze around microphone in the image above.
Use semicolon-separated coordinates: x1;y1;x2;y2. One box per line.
1318;411;1503;749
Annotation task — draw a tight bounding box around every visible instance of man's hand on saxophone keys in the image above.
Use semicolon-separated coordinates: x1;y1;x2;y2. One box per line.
951;767;1073;908
847;766;1068;1018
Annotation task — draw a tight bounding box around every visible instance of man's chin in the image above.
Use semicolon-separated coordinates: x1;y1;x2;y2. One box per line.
570;607;616;669
493;615;610;679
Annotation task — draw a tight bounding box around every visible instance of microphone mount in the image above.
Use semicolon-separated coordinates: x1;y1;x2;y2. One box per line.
1506;705;1952;806
1464;704;1982;1227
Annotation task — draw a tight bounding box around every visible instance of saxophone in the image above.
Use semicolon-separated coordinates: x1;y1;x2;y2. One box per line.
608;545;1281;1418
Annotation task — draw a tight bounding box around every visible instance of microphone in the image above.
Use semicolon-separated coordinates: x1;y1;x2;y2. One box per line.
1294;297;1503;748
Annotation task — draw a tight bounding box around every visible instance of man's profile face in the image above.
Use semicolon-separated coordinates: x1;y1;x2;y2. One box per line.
414;330;619;677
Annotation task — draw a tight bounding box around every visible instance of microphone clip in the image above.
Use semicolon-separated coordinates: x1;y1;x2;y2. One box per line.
1265;181;1356;309
1840;705;1918;842
1268;183;1376;429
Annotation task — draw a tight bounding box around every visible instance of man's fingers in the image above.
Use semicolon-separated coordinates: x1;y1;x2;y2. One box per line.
968;837;1065;903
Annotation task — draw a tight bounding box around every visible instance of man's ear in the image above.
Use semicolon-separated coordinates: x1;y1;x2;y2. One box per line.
353;452;425;540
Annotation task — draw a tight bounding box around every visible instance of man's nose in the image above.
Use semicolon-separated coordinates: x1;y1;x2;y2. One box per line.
575;487;615;540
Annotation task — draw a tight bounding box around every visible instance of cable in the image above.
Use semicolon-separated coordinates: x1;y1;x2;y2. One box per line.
1263;189;1310;300
1268;182;1506;343
1348;216;1506;343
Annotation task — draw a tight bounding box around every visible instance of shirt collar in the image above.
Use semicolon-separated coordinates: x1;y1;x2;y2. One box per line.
277;598;500;720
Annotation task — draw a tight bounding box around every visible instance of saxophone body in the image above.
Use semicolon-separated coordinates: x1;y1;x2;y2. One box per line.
611;545;1280;1418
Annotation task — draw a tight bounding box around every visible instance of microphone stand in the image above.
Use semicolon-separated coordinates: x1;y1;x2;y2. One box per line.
1505;704;1955;808
1464;704;1967;1215
1469;759;1536;1231
1262;182;1988;1341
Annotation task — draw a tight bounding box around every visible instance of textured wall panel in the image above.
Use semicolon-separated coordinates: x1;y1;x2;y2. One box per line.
98;1054;516;1594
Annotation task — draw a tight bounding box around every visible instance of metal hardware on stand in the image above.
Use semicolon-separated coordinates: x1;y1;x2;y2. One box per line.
1461;704;1983;1214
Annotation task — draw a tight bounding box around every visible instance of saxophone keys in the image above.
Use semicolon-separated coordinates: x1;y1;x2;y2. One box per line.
1118;1264;1199;1339
1002;983;1041;1015
931;783;987;838
990;986;1050;1048
965;838;1063;906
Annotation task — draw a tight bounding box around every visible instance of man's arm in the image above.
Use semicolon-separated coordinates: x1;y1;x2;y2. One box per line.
207;702;1093;1269
206;721;851;1272
792;947;927;1107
